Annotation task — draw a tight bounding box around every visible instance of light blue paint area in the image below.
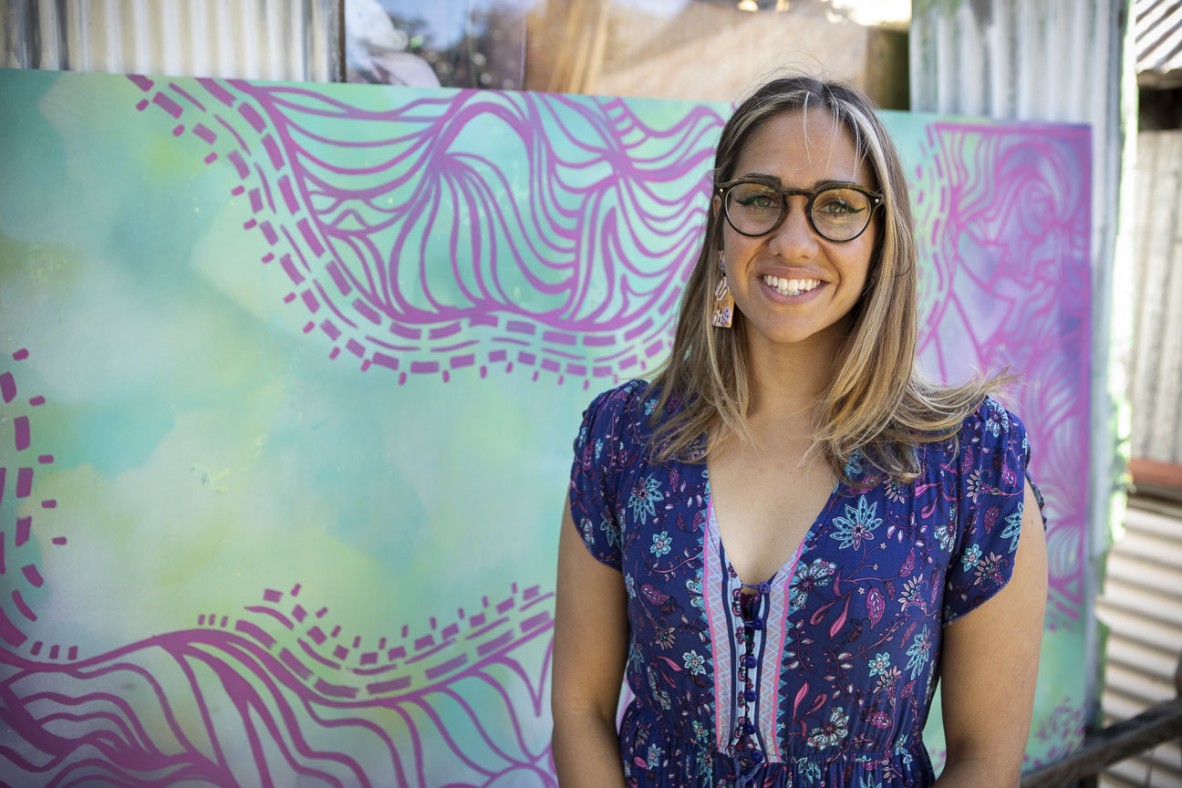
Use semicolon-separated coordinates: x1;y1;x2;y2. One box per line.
0;71;71;244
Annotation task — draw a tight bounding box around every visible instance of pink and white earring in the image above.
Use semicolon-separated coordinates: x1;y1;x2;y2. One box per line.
711;251;734;329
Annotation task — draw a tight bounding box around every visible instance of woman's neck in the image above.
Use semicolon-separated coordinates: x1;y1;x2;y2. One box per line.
742;331;843;440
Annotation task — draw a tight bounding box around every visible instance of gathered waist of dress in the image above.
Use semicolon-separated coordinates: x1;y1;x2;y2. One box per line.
620;699;935;787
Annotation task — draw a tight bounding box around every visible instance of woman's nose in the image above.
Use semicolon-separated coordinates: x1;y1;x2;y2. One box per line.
767;198;819;258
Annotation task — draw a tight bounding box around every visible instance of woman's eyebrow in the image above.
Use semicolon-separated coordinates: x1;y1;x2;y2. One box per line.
739;171;782;183
736;173;870;190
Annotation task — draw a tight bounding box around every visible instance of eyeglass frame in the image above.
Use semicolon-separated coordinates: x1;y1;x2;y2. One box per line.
715;178;884;243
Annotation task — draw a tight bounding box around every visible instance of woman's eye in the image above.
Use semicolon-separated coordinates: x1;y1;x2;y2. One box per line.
738;192;777;210
816;191;866;217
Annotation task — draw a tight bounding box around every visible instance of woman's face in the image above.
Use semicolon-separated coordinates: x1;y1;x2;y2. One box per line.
717;108;878;356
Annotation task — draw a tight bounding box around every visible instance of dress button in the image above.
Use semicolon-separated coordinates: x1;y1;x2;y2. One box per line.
745;689;757;702
751;751;764;764
744;655;758;668
744;722;756;735
758;582;771;594
750;617;764;630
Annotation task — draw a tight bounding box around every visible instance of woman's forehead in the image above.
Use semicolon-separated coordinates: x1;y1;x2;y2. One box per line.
733;108;871;184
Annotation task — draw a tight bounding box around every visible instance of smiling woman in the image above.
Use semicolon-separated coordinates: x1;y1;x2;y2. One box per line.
712;109;878;354
551;75;1049;787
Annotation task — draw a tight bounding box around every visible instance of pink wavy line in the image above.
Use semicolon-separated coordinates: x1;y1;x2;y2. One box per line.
129;77;718;383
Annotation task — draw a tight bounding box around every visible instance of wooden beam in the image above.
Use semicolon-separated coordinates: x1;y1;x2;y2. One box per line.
1129;457;1182;490
1020;698;1182;787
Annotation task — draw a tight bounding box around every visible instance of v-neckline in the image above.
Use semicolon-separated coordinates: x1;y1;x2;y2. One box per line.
703;470;843;591
697;468;845;763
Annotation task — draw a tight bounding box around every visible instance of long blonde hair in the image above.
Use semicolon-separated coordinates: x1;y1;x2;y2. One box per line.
648;76;1002;483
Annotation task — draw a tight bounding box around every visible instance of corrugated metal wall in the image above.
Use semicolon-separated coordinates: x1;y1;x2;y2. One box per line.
0;0;342;81
1131;130;1182;465
1095;497;1182;787
1135;0;1182;87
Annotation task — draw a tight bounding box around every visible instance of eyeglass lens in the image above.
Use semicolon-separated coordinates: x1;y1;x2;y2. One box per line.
724;183;873;241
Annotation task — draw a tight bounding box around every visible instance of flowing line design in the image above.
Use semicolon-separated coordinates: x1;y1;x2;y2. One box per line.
914;123;1092;635
1;346;557;786
0;585;557;788
128;75;724;386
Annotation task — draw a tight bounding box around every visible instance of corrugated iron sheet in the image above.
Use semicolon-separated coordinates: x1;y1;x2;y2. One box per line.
1095;498;1182;786
1134;0;1182;86
0;0;342;81
1131;130;1182;465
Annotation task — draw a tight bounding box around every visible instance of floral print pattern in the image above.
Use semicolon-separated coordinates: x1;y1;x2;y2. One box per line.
569;381;1041;786
905;627;933;679
684;650;707;675
788;558;836;612
807;707;851;750
630;475;665;522
830;496;883;549
868;652;892;677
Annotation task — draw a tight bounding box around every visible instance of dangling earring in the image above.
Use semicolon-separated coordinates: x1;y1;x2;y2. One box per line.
711;251;734;329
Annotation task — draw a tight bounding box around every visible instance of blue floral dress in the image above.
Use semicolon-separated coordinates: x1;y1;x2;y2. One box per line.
568;380;1042;787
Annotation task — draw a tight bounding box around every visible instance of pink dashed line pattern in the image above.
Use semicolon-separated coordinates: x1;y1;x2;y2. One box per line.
0;349;73;661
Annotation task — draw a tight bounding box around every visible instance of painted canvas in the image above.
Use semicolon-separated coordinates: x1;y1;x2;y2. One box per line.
0;69;1090;785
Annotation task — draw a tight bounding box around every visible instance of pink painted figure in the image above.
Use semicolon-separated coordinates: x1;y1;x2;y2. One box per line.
552;76;1048;787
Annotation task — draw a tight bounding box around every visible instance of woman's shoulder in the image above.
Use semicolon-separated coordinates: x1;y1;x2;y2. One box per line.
574;379;657;450
580;378;654;424
915;394;1030;470
958;395;1029;448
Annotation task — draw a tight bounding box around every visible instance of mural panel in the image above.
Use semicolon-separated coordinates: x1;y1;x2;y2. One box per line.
0;70;1090;785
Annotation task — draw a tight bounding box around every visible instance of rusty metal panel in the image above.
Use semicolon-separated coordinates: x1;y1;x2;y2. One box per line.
0;0;342;81
1131;130;1182;464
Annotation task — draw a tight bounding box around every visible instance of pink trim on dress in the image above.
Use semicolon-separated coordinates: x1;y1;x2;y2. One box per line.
703;497;734;752
758;543;803;764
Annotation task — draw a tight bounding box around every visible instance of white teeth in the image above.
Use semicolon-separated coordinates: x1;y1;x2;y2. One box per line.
762;275;821;296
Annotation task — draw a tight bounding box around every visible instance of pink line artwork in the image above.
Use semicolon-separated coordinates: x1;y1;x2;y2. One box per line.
0;352;558;786
912;121;1091;632
0;71;1093;784
2;75;729;787
2;559;557;786
127;75;723;386
0;350;67;658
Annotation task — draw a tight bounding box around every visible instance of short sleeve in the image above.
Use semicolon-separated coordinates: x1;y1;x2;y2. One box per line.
944;397;1044;623
568;383;644;570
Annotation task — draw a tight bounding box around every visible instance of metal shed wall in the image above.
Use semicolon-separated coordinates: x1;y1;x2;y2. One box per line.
1095;496;1182;786
1135;0;1182;86
0;0;342;81
1131;129;1182;466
